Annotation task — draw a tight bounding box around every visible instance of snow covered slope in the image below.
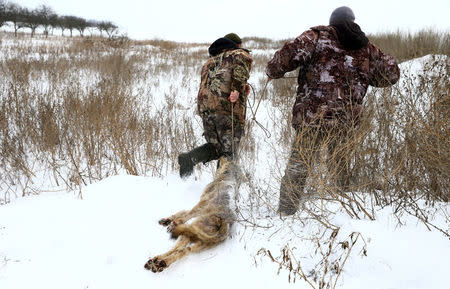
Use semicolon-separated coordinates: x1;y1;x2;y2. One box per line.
0;34;448;289
0;172;449;289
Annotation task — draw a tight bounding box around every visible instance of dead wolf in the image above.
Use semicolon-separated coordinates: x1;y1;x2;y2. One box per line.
144;157;237;273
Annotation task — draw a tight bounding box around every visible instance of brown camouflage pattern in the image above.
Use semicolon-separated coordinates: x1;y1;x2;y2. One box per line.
279;127;354;215
201;112;244;158
266;25;400;128
197;48;252;125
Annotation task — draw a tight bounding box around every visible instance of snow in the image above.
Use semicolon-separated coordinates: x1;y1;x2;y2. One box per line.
0;174;296;289
1;172;449;289
0;35;449;288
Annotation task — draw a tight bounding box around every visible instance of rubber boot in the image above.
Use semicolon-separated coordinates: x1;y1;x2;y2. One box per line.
178;143;219;178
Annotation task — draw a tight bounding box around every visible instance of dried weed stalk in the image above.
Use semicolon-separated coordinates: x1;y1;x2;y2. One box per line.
0;31;448;287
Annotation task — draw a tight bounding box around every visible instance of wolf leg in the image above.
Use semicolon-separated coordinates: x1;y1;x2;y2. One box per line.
159;199;210;233
144;236;190;272
159;210;190;226
160;240;213;270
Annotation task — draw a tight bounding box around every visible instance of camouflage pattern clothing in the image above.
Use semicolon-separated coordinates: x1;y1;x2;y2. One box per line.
177;39;252;178
266;25;400;215
201;112;244;158
197;45;252;156
279;127;355;215
197;48;252;126
266;25;400;129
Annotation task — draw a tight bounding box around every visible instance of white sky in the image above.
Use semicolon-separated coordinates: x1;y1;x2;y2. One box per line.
10;0;450;42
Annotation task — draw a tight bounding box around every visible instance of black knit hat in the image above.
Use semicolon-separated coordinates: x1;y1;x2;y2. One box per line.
329;6;355;25
224;33;242;44
208;38;238;56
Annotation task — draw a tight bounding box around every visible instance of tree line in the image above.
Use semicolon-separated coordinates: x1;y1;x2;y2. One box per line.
0;0;119;38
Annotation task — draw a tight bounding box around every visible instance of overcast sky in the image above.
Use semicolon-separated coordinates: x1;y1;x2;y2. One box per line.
11;0;450;42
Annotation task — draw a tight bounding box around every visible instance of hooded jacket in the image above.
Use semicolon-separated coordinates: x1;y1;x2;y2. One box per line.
266;25;400;128
197;38;252;125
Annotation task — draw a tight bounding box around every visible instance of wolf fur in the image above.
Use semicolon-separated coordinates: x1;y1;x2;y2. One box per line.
144;156;237;273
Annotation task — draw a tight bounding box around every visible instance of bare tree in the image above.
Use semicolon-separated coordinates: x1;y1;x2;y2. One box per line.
86;19;98;37
56;15;67;36
2;2;120;39
36;4;55;38
19;8;40;37
0;0;6;28
96;20;106;36
73;16;88;37
5;2;25;37
62;15;78;37
48;13;58;35
97;21;118;39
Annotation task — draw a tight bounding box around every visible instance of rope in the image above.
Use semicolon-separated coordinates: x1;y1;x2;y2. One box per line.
229;75;299;160
231;100;235;159
229;78;272;163
247;79;271;138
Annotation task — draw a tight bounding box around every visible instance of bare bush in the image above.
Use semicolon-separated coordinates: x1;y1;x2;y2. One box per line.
368;29;450;62
0;35;202;200
0;30;448;287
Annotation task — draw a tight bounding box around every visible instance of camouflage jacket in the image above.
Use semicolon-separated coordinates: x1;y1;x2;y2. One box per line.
197;48;252;125
266;25;400;128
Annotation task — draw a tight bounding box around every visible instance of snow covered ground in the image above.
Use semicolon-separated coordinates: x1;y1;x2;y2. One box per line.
0;33;449;288
0;171;449;289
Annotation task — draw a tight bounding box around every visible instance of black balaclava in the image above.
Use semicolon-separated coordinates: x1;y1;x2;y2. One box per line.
329;6;369;50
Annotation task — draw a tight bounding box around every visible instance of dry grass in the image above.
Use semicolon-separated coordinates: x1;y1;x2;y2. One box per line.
0;33;207;201
235;30;449;287
368;29;450;63
0;29;448;287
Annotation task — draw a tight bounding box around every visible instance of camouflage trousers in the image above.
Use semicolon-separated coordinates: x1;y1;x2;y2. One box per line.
279;126;355;215
201;112;244;160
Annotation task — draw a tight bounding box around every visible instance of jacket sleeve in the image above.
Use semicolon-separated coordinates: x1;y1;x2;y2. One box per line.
231;51;252;93
368;43;400;87
265;29;318;79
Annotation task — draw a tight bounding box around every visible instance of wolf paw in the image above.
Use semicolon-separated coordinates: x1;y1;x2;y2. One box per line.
158;218;172;226
144;257;167;273
159;218;181;234
166;221;178;233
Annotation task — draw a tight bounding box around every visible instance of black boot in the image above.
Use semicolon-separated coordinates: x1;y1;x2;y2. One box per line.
178;153;195;179
178;143;219;178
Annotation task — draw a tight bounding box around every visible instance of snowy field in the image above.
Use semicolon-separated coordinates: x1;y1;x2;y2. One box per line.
0;34;449;289
0;173;448;289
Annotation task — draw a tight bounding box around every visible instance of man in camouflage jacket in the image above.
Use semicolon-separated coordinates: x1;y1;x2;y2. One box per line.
266;6;400;215
178;35;252;178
